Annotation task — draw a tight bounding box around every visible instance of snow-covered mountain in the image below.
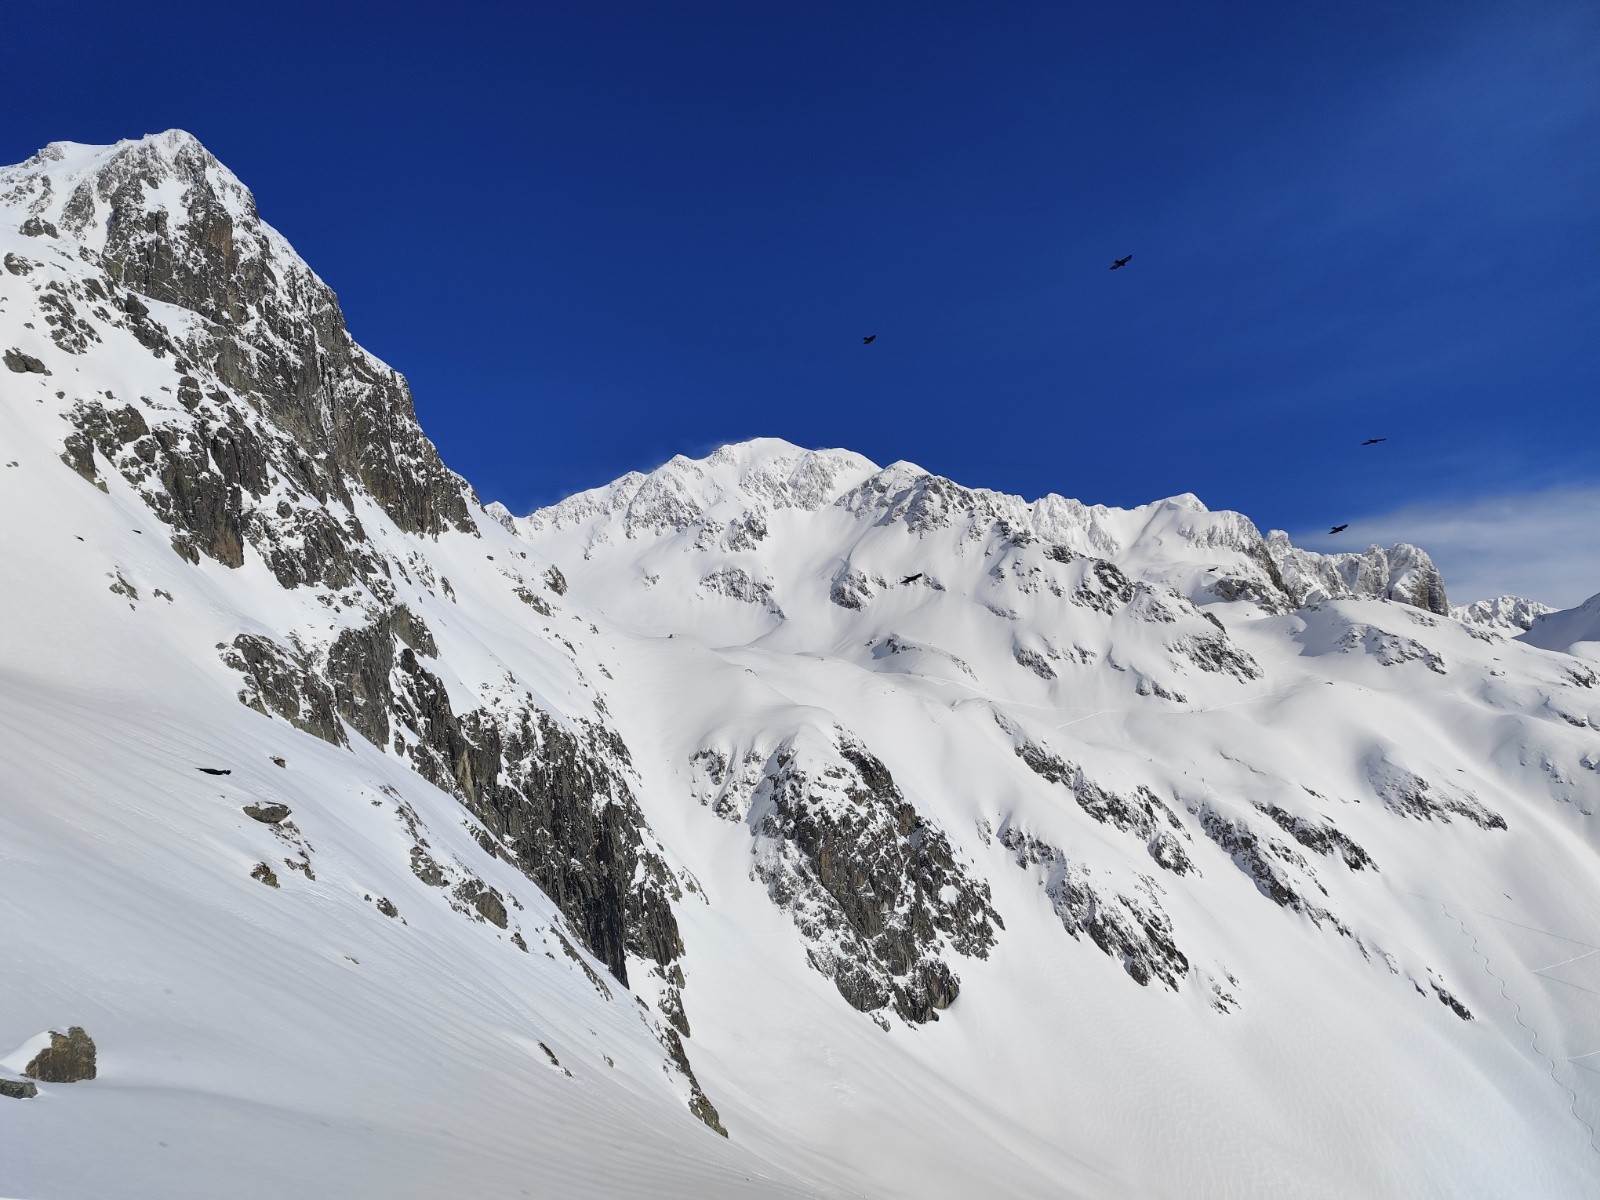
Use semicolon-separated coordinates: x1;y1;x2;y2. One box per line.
3;132;1599;1200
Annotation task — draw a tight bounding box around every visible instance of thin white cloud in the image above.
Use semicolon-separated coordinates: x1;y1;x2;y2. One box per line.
1292;486;1600;610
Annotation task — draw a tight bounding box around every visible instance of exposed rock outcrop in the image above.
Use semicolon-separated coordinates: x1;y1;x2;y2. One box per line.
17;134;473;540
24;1027;97;1082
1265;533;1449;615
5;134;475;600
691;727;1000;1023
1338;624;1447;674
251;861;280;887
222;634;348;746
1366;758;1506;830
992;823;1190;989
1001;718;1194;874
226;604;686;992
4;347;49;374
1195;803;1345;930
1253;803;1375;870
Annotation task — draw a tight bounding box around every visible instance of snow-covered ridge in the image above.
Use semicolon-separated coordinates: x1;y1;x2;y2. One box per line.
1454;593;1557;634
514;435;1453;617
520;437;880;537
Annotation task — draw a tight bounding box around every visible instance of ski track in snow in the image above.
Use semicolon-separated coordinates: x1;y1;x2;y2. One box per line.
1409;890;1600;1157
909;670;1312;731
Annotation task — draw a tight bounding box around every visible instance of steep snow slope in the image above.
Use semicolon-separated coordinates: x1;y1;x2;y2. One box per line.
1455;593;1557;634
1524;594;1600;663
3;133;1600;1200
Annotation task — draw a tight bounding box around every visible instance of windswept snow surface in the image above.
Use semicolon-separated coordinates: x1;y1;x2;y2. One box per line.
1523;593;1600;663
3;134;1600;1199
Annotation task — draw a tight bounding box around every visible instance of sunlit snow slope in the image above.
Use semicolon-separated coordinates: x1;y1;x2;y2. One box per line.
4;132;1600;1200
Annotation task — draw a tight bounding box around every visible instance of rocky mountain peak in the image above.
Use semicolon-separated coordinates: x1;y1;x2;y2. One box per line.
519;437;879;540
3;131;474;552
517;437;1454;621
1;129;283;328
7;131;245;235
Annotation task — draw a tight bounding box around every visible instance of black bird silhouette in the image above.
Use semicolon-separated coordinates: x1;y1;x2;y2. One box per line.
1328;524;1349;535
1361;438;1387;446
862;334;877;344
196;768;232;776
900;573;923;585
1109;255;1132;270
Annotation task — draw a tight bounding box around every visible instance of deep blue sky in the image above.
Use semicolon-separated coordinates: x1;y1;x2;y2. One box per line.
6;1;1597;537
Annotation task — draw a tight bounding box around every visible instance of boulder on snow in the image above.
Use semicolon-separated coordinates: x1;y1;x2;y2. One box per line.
23;1026;97;1083
4;348;50;375
0;1078;38;1099
473;891;508;928
454;879;509;928
243;802;292;824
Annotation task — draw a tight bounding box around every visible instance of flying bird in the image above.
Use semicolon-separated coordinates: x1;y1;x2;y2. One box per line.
1328;524;1349;535
196;767;232;776
1109;255;1132;270
900;573;923;585
1361;438;1387;446
862;334;877;344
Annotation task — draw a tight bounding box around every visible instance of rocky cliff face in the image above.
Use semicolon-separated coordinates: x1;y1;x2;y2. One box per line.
4;132;472;552
1264;532;1450;614
690;724;1000;1024
6;132;473;616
